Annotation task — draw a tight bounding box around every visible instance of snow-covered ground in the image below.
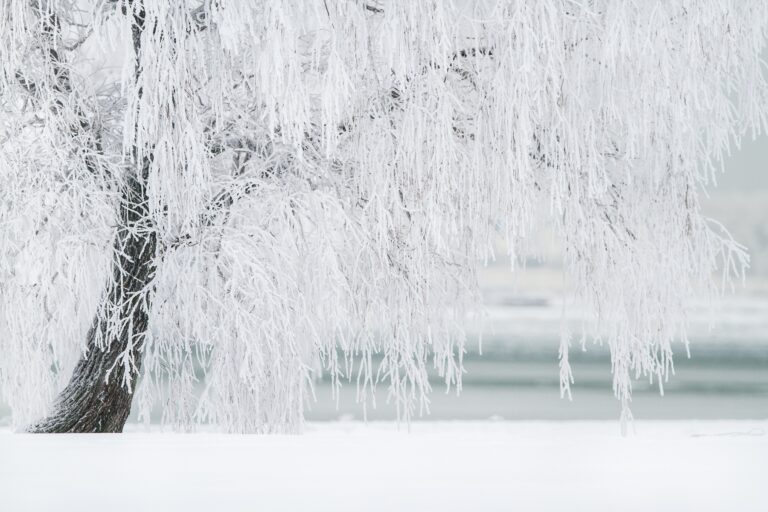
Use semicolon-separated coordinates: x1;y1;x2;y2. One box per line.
1;421;766;512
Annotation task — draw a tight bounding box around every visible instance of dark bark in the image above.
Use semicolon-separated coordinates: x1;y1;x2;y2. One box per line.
28;168;156;433
29;2;153;433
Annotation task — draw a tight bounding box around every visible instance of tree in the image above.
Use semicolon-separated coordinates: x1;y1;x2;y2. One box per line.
0;0;766;433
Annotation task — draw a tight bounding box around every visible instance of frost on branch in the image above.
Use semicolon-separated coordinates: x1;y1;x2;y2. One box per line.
0;0;766;432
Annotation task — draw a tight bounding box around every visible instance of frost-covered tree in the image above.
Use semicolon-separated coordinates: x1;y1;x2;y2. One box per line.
0;0;766;433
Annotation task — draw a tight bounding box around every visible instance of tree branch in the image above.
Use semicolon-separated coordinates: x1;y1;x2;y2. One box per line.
27;5;111;188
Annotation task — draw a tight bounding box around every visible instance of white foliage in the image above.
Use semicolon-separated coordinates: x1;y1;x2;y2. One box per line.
0;0;766;432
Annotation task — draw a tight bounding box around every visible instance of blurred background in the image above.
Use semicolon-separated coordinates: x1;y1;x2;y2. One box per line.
305;134;768;422
1;136;766;426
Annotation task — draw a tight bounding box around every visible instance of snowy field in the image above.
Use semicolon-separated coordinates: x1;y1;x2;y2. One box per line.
1;420;766;512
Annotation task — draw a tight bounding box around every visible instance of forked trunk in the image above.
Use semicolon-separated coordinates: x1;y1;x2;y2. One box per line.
28;171;156;433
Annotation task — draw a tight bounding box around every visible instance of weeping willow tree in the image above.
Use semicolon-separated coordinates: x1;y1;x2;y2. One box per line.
0;0;765;433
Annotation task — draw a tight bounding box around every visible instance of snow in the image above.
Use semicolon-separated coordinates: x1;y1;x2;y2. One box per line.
1;420;766;512
4;1;768;432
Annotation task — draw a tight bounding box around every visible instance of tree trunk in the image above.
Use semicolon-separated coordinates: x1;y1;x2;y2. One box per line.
28;170;156;433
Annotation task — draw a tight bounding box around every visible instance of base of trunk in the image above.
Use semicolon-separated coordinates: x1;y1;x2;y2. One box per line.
27;337;142;433
29;171;155;434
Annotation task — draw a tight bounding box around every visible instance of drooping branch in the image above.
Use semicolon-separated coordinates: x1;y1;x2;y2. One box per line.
1;0;764;434
19;3;111;189
27;0;156;433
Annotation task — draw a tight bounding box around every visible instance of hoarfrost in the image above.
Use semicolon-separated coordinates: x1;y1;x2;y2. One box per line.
0;0;765;432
